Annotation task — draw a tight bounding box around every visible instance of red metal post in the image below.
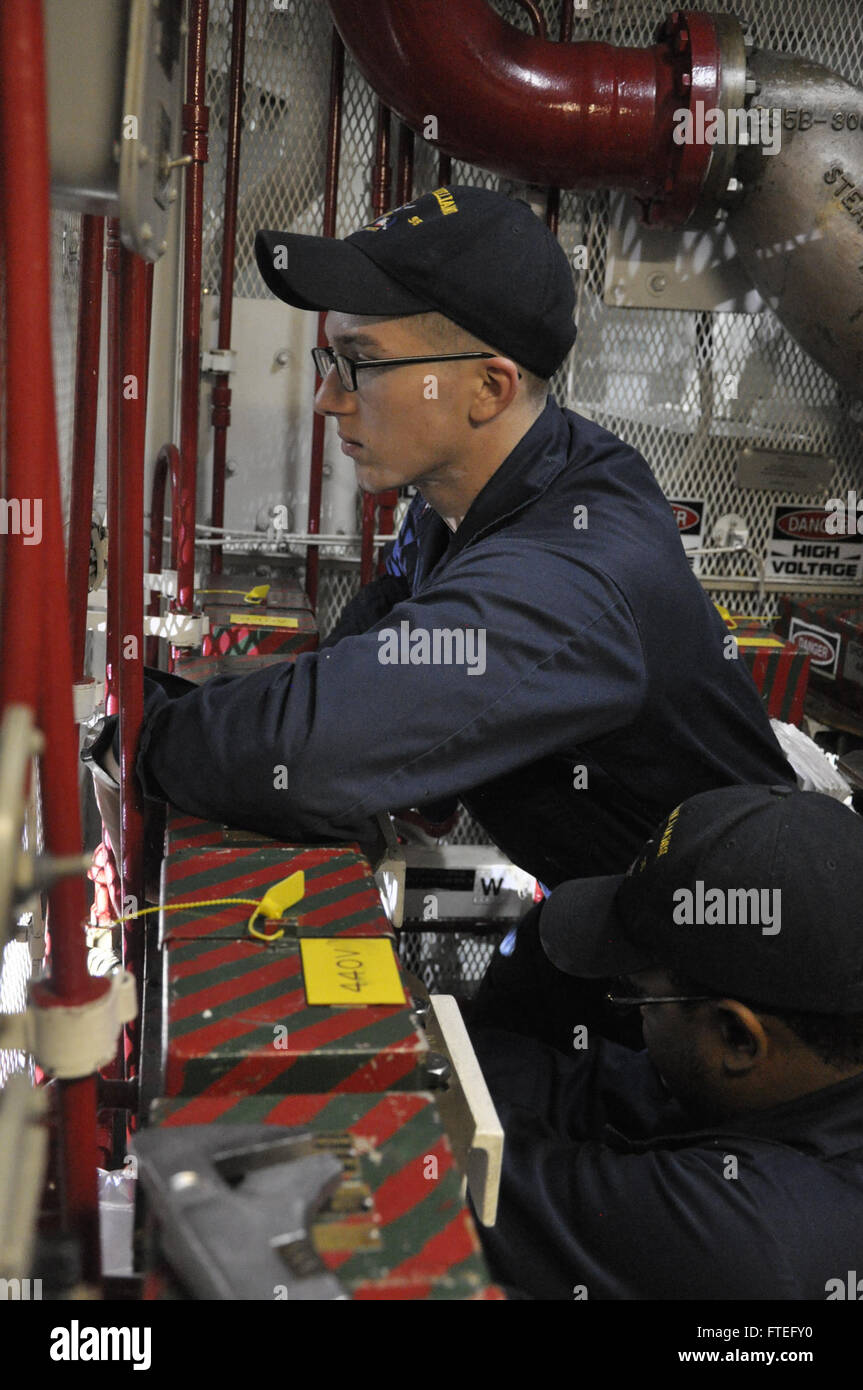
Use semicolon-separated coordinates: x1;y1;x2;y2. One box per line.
307;28;345;608
0;0;105;1278
116;248;148;966
359;103;397;587
105;219;123;716
145;452;168;667
545;0;575;237
67;215;105;679
210;0;247;576
178;0;209;609
396;122;414;209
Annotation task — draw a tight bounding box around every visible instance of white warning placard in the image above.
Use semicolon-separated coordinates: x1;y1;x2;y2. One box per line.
668;498;705;574
766;506;863;583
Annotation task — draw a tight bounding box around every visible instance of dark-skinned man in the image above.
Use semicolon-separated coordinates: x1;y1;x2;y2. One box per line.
472;784;863;1300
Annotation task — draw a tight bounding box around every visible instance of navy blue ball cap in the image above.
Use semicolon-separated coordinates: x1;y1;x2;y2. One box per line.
540;784;863;1014
254;185;576;379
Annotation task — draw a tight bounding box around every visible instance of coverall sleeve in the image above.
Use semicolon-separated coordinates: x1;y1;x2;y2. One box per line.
135;539;648;842
470;1029;799;1301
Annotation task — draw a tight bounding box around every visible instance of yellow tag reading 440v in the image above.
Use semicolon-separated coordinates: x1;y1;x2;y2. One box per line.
300;937;405;1006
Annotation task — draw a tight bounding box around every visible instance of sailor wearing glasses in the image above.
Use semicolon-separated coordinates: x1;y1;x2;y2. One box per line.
89;187;793;1040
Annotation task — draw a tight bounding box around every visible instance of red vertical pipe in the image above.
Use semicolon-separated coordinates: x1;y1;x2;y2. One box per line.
105;219;123;715
178;0;209;607
67;215;105;679
307;29;345;609
116;248;148;942
145;452;168;667
396;122;414;209
546;0;574;237
0;0;104;1277
210;0;247;576
360;104;393;587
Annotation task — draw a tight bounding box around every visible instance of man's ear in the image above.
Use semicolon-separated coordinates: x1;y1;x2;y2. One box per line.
467;357;521;423
716;1000;767;1075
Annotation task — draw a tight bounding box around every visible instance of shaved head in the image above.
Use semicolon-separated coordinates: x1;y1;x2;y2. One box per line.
406;311;550;407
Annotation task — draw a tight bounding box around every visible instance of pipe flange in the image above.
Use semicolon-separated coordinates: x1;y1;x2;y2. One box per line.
643;10;747;227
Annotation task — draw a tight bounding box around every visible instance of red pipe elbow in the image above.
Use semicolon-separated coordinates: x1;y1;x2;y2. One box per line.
326;1;724;225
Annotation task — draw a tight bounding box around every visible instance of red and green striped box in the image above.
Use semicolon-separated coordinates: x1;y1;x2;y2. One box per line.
162;807;359;859
159;844;395;946
177;612;318;667
776;597;863;717
720;616;812;725
163;935;426;1096
147;1091;502;1299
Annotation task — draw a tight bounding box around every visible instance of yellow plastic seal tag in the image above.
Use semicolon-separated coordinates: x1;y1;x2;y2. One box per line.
243;584;271;604
228;613;299;628
736;636;785;648
300;938;405;1006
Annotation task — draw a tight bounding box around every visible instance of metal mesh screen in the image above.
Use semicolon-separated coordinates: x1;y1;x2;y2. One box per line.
203;0;863;625
201;0;863;887
397;928;507;999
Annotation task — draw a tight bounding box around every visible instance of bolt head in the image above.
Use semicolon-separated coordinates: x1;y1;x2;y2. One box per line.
680;71;692;89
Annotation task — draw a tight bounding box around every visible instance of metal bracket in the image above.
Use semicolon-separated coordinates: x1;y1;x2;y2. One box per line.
0;1076;48;1280
201;348;238;374
73;679;101;724
86;609;210;648
427;994;504;1228
0;707;44;950
0;969;137;1078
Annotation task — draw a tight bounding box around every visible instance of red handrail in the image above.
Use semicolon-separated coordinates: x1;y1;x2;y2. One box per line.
0;0;105;1278
146;442;196;669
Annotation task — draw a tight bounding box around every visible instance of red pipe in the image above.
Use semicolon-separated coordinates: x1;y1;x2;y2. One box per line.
325;0;722;226
210;0;247;576
116;248;148;933
307;28;345;609
67;215;105;680
178;0;209;605
545;0;575;238
105;219;123;716
145;451;168;668
0;0;104;1277
396;122;414;210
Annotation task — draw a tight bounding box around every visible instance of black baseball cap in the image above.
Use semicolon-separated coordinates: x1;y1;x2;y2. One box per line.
254;186;576;379
540;784;863;1013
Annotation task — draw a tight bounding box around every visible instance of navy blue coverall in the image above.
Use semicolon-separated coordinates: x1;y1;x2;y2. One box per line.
135;399;793;889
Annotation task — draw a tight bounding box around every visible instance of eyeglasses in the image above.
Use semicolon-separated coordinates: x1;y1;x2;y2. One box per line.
312;346;515;393
604;989;714;1011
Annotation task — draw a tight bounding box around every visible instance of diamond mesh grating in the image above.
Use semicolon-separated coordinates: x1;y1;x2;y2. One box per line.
397;928;507;999
204;0;863;625
203;0;863;870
